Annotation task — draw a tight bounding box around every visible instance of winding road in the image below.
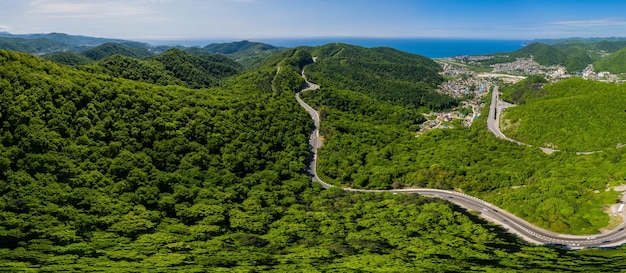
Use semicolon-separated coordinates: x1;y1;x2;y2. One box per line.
487;86;601;155
294;63;626;249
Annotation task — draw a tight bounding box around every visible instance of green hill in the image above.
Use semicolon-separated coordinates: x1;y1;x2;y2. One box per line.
1;48;626;271
563;47;593;72
594;47;626;73
86;54;186;86
150;48;243;88
501;78;626;151
200;40;285;70
44;52;94;66
0;37;72;54
500;75;548;104
81;42;153;61
0;31;143;47
510;42;568;66
305;43;454;110
202;40;279;54
595;40;626;52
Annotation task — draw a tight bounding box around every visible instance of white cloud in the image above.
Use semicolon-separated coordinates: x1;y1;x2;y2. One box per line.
28;0;151;18
552;17;626;27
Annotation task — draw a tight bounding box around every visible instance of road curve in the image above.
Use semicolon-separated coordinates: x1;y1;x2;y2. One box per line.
296;68;333;189
295;65;626;249
487;86;600;155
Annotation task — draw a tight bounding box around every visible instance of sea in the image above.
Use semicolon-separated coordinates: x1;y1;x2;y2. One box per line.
261;38;527;58
145;38;527;58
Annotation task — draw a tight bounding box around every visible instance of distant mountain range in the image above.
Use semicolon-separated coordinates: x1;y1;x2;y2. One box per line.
3;32;626;75
475;38;626;73
0;32;283;69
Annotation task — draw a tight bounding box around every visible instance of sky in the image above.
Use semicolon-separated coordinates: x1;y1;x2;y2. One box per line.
1;0;626;41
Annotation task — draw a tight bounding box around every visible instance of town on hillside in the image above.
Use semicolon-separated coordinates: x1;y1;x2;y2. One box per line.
416;51;626;136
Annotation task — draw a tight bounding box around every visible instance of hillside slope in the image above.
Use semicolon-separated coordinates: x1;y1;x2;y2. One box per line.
305;43;455;110
511;42;568;66
502;78;626;151
594;47;626;73
81;42;154;60
85;54;186;86
1;49;626;271
150;48;243;88
200;40;285;70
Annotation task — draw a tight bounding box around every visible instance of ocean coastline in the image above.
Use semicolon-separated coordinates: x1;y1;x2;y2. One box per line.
142;37;527;58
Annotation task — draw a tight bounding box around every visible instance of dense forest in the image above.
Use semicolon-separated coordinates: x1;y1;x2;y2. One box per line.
1;47;626;272
304;43;457;110
500;75;548;104
80;43;154;61
478;42;595;72
501;78;626;151
594;47;626;73
300;82;623;235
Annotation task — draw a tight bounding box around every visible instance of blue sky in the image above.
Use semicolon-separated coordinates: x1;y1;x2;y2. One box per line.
1;0;626;41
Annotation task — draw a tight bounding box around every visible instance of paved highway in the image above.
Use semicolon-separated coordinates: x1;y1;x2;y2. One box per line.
296;68;332;189
487;86;600;155
295;66;626;249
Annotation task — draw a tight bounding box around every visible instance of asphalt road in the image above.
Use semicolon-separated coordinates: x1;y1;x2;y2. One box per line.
295;67;626;249
296;69;332;189
486;86;600;155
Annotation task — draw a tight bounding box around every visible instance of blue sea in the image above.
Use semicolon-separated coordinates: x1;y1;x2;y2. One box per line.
146;38;527;58
261;38;526;58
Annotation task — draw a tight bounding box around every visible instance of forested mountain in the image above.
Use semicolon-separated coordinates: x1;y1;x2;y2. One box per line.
84;55;186;86
563;47;594;72
199;40;285;70
477;39;626;72
304;43;456;110
43;52;95;66
81;43;154;61
500;75;548;104
202;40;280;55
0;31;143;47
510;42;568;66
501;78;626;151
0;37;73;54
1;46;626;271
150;48;243;88
0;32;150;55
594;47;626;73
546;39;626;53
594;40;626;52
0;32;283;70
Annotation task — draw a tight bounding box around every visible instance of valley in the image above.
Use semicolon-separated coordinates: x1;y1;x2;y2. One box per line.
1;34;626;271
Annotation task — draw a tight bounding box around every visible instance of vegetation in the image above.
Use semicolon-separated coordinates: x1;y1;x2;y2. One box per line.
500;75;548;104
199;40;285;70
563;47;594;72
300;83;623;235
150;48;243;88
83;55;185;86
594;47;626;74
305;43;456;110
81;43;153;61
0;31;143;47
477;42;594;72
202;40;280;55
0;37;71;54
512;43;568;66
1;47;626;272
501;78;626;151
44;52;94;66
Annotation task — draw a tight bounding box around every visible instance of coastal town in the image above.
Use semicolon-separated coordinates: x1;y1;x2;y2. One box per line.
418;61;489;134
418;51;625;135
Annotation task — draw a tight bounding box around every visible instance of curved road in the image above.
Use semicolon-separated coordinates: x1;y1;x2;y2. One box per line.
487;86;600;155
295;65;626;249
